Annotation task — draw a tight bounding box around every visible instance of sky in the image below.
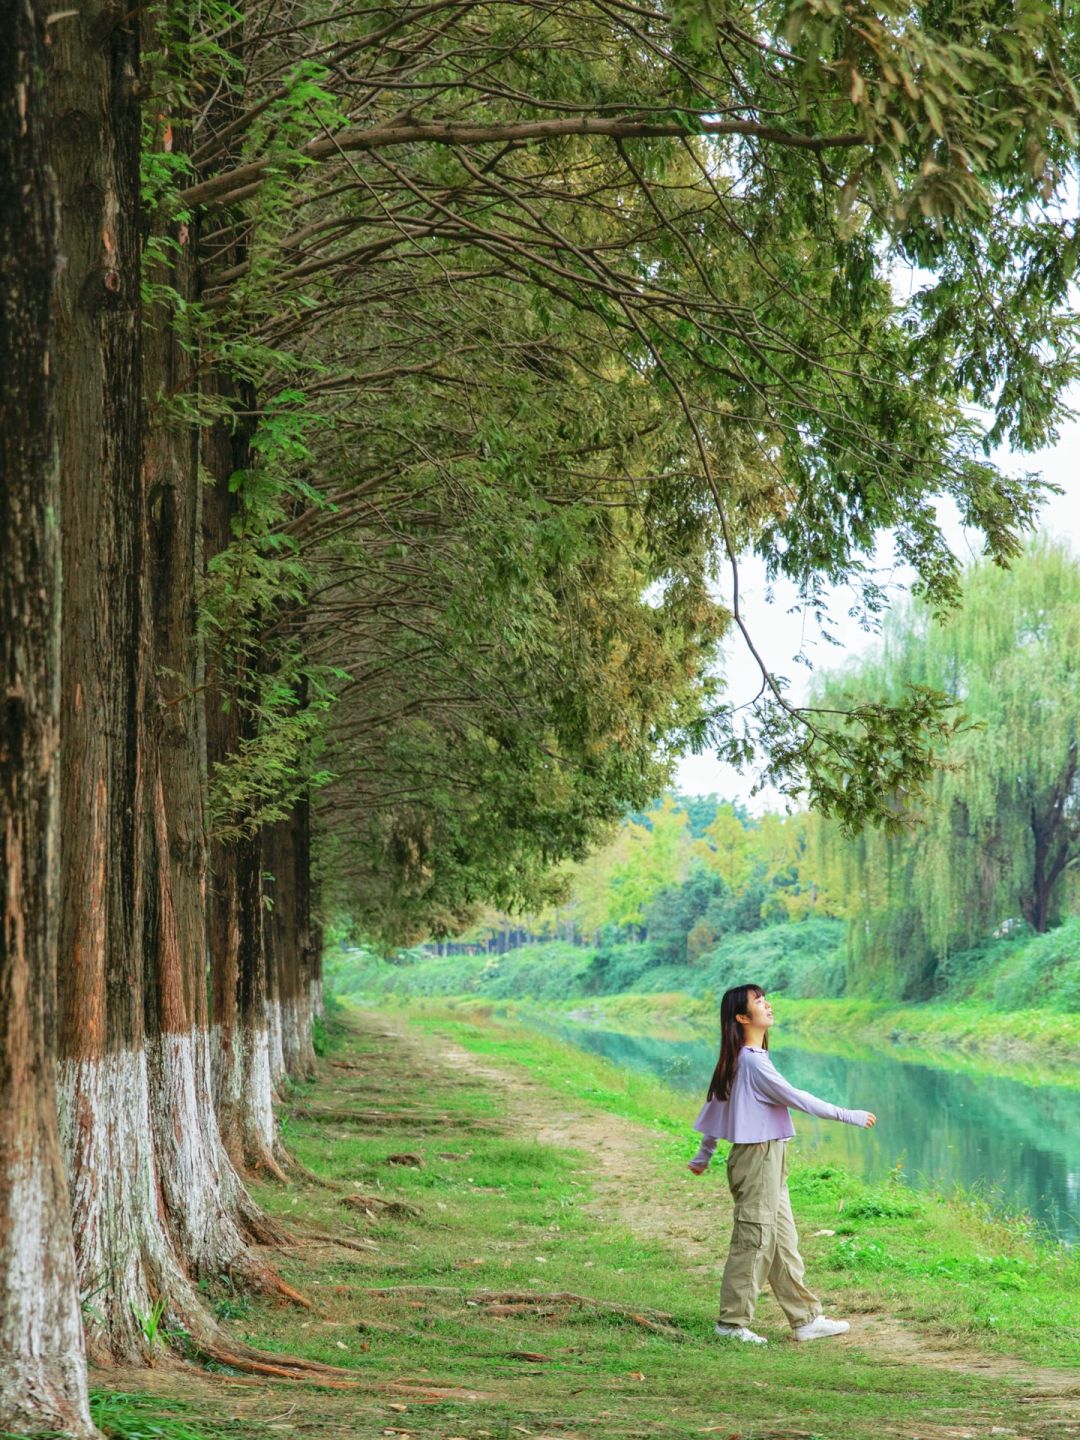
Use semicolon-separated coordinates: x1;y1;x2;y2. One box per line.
674;410;1080;809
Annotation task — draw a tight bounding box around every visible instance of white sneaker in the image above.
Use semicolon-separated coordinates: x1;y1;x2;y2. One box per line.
715;1322;767;1344
791;1315;850;1342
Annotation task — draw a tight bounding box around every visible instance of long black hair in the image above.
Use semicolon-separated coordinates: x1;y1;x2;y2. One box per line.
706;983;767;1102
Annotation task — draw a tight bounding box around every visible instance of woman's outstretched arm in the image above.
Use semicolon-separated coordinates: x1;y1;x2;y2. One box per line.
747;1053;874;1127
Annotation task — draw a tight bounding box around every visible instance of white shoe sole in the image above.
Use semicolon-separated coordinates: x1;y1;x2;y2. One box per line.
715;1324;767;1344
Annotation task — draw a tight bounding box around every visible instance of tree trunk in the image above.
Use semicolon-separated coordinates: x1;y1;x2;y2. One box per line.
201;380;289;1176
140;217;267;1273
311;917;325;1021
218;829;287;1175
1023;740;1079;934
0;4;94;1426
265;798;317;1083
266;890;287;1087
49;0;281;1359
49;0;198;1364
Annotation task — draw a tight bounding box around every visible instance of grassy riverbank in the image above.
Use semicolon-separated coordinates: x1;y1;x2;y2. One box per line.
329;934;1080;1077
87;1002;1080;1440
770;996;1080;1080
505;989;1080;1088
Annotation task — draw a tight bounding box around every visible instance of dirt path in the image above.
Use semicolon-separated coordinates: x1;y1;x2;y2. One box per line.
414;1018;1080;1414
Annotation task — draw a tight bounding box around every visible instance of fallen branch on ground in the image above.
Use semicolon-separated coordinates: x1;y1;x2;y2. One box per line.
343;1194;423;1219
363;1285;682;1335
290;1223;380;1253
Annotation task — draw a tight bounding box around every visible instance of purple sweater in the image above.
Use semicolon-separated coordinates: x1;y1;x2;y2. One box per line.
689;1046;869;1167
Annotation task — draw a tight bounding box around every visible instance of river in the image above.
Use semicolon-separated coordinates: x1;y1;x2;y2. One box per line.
537;1016;1080;1246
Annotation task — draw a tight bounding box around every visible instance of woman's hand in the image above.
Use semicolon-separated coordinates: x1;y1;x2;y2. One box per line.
864;1113;877;1128
688;1162;707;1175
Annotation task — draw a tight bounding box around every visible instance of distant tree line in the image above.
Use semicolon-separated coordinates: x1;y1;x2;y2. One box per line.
440;792;839;963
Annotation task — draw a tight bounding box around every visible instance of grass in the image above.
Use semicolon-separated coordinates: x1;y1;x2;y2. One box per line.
397;1006;1079;1361
78;1001;1080;1440
89;1392;243;1440
770;996;1080;1084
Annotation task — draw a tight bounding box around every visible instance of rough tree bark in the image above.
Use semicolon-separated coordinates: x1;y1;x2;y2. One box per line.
49;1;320;1363
202;396;289;1178
0;2;95;1427
1023;739;1079;934
264;798;318;1085
210;816;285;1179
140;224;276;1271
50;0;286;1361
49;0;204;1363
135;0;303;1273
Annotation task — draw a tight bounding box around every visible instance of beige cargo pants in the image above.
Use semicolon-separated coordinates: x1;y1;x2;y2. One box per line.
718;1139;821;1330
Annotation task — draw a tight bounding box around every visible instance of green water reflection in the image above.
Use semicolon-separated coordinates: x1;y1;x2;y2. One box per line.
543;1020;1080;1245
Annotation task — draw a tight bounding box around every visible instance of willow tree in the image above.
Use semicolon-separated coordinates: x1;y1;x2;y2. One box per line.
818;541;1080;999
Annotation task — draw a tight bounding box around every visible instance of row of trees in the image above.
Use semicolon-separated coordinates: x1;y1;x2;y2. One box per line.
4;0;1080;1430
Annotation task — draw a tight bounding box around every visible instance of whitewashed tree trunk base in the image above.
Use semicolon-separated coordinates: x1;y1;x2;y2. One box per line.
0;1126;95;1436
216;1021;287;1178
147;1030;250;1273
267;997;286;1090
56;1049;214;1362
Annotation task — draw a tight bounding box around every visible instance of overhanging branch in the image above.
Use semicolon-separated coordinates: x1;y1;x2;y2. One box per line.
180;114;865;209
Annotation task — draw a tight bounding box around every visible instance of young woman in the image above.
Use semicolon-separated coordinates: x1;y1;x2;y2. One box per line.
688;983;876;1345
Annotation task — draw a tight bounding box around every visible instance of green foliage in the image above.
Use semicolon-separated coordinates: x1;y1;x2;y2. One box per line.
843;1188;925;1221
201;392;340;840
692;919;846;999
962;916;1080;1012
311;1012;331;1056
812;540;1080;999
158;0;1080;941
325;917;845;1005
130;1297;168;1358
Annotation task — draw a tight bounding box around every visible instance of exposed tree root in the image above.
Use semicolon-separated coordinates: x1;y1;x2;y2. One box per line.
476;1290;680;1335
239;1146;290;1184
233;1260;312;1309
233;1193;295;1248
277;1153;341;1190
197;1345;361;1385
291;1106;501;1133
355;1316;403;1335
362;1284;682;1335
342;1194;422;1220
289;1224;379;1254
384;1381;495;1402
471;1289;675;1318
